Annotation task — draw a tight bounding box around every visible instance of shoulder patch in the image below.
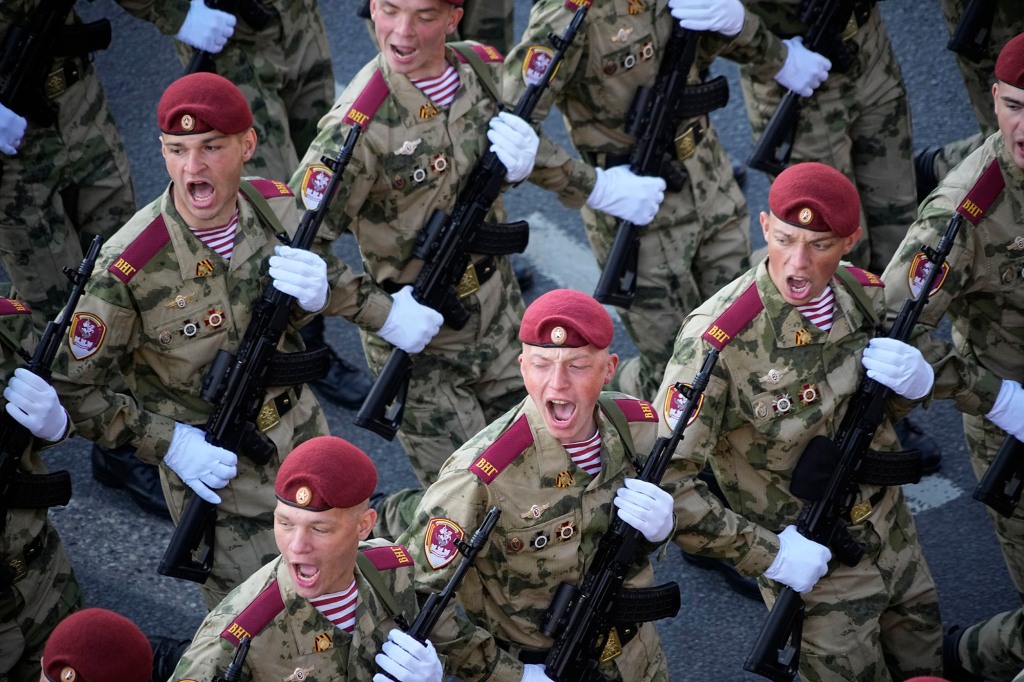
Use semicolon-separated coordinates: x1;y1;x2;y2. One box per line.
703;282;764;350
469;414;533;484
344;68;389;128
612;398;658;423
108;215;171;284
360;544;414;570
424;518;464;570
841;265;884;288
662;384;704;430
219;579;285;647
0;298;31;316
245;178;293;199
67;312;107;360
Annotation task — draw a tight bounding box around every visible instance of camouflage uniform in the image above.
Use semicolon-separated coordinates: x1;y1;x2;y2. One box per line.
117;0;334;181
292;47;526;486
882;132;1024;679
171;540;502;682
506;0;755;402
737;1;915;272
400;394;671;682
656;261;943;681
0;1;136;337
0;306;82;682
51;181;328;609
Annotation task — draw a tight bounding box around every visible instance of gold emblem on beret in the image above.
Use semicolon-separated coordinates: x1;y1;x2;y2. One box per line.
550;326;567;345
295;485;312;507
180;113;195;131
60;667;76;682
798;207;813;225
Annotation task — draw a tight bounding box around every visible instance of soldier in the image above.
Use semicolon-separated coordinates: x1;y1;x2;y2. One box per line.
171;435;505;682
882;32;1024;682
400;289;677;681
51;72;332;609
40;608;152;682
292;0;539;487
657;162;945;679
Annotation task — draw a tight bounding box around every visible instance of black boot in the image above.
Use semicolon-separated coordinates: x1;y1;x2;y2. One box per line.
894;417;943;475
300;315;373;410
943;624;985;682
91;443;170;520
149;636;191;682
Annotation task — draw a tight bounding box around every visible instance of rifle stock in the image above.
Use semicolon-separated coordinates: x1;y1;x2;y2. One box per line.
947;0;996;63
746;91;799;176
158;126;363;584
974;433;1024;518
355;6;589;441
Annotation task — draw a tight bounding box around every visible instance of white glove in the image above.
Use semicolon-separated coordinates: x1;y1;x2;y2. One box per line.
613;478;675;543
764;525;831;593
987;380;1024;441
487;111;539;183
269;245;329;313
372;629;443;682
175;0;236;53
164;422;238;504
520;664;556;682
861;337;934;400
3;368;68;441
586;166;666;225
773;37;832;98
668;0;744;37
377;285;443;354
0;103;27;155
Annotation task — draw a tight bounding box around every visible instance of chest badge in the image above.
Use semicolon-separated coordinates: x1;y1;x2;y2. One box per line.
165;291;196;309
521;503;550;520
555;470;574;488
557;521;576;541
759;367;789;385
611;27;633;43
196;259;215;277
313;632;332;652
419;102;439;120
754;400;768;419
286;666;314;682
799;384;819;405
204;308;225;329
180;319;200;338
627;0;645;14
532;531;549;550
772;393;793;414
794;328;812;346
394;138;422;156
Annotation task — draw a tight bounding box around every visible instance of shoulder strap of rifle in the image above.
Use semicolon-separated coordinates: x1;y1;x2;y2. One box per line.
598;394;636;463
355;551;407;620
448;41;504;104
833;265;881;327
239;180;288;237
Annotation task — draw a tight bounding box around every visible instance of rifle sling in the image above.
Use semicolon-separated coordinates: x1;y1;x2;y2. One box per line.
355;552;408;622
0;470;72;509
238;181;288;241
832;266;880;327
597;395;638;469
447;41;502;105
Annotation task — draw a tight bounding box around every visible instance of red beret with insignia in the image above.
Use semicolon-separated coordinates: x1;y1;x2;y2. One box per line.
996;32;1024;89
768;162;861;238
275;436;378;511
157;72;254;136
519;288;613;349
43;608;152;682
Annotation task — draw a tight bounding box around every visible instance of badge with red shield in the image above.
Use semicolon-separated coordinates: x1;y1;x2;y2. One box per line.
68;312;106;360
424;517;464;570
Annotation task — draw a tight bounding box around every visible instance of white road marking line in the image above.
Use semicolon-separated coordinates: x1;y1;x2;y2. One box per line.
904;475;964;513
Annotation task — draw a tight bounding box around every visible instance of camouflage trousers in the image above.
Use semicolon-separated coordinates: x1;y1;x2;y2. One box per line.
959;608;1024;681
0;520;83;682
0;62;135;337
161;388;329;609
175;0;334;182
361;258;526;487
589;124;750;403
759;496;942;681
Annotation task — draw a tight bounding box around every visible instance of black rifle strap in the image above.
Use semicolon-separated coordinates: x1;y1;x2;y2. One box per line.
833;266;880;328
448;41;503;106
238;181;288;239
355;552;408;622
597;395;639;471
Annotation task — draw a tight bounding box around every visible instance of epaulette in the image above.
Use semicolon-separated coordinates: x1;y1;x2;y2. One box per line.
219;579;285;647
245;178;293;198
958;158;1005;225
611;398;658;423
840;265;884;288
343;69;389;128
564;0;593;8
361;544;414;570
469;414;533;484
108;215;170;284
702;281;763;351
452;43;505;64
0;298;31;316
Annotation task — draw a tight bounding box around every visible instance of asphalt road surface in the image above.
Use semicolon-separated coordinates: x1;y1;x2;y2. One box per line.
44;0;1020;679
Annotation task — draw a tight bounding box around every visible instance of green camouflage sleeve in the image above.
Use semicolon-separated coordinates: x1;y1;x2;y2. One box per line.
732;0;806;81
112;0;191;36
702;5;788;74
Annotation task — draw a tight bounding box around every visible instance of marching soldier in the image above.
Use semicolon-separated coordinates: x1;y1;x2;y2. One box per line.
40;608;152;682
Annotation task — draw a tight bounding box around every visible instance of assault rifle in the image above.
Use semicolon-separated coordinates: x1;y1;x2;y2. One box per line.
746;0;861;176
379;508;501;680
0;236;101;536
540;349;719;681
158;125;363;584
743;213;965;682
354;4;590;441
213;636;250;682
185;0;278;74
593;23;728;308
947;0;996;64
974;433;1024;518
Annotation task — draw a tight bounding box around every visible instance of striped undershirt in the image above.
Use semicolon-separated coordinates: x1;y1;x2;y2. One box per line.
189;208;239;260
410;64;460;107
309;580;358;633
565;429;602;477
796;285;835;332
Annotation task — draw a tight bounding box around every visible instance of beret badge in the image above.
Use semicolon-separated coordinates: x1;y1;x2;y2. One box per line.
798;207;813;225
550;326;566;345
180;114;195;132
61;667;76;682
295;486;312;507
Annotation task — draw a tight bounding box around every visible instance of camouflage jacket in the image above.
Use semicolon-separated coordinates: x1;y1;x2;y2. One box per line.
401;393;670;682
113;0;312;44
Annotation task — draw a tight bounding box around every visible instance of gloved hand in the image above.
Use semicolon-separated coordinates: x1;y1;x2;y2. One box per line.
668;0;744;37
520;664;556;682
269;245;329;312
3;368;68;441
487;111;539;183
175;0;236;53
377;285;443;354
164;422;238;504
763;525;831;593
372;629;442;682
0;103;27;155
987;379;1024;441
861;337;934;400
773;37;831;97
586;165;666;225
613;478;675;543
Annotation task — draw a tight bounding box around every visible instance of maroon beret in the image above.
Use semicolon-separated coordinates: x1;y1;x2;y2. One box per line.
519;288;613;349
996;32;1024;88
768;162;861;238
276;436;378;511
157;72;254;136
43;608;152;682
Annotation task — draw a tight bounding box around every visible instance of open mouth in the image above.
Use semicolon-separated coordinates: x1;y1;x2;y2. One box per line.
391;43;416;61
187;180;215;206
786;276;811;299
548;399;576;425
292;563;319;588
